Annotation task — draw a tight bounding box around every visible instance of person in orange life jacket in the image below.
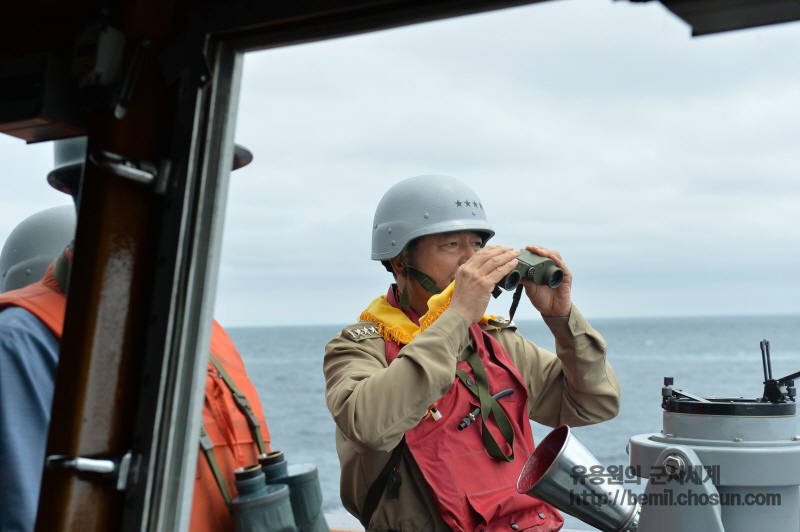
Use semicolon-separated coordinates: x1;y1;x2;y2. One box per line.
0;138;270;532
324;175;621;532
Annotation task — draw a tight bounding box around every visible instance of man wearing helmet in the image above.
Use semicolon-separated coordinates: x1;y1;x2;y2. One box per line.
324;175;620;532
0;139;269;532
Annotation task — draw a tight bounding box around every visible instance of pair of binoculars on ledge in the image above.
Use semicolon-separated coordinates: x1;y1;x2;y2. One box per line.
231;450;330;532
492;249;563;298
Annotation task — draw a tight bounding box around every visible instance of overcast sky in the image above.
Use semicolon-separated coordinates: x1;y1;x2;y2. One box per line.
2;0;799;326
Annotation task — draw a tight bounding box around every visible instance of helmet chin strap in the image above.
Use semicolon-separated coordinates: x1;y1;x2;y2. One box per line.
398;261;522;324
399;260;442;308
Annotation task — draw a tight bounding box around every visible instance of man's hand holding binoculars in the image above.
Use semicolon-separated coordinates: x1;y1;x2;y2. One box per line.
449;244;572;325
521;245;572;318
450;245;520;324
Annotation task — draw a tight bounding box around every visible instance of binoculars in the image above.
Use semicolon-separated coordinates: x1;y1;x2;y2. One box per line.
495;249;563;293
231;450;330;532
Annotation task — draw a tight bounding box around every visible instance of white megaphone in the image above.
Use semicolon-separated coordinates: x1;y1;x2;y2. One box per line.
517;425;640;532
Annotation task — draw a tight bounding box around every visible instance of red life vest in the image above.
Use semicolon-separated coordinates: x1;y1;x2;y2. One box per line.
385;323;563;532
0;263;270;532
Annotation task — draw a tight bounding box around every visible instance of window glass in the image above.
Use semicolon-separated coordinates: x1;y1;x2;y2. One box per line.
0;140;73;248
217;0;800;523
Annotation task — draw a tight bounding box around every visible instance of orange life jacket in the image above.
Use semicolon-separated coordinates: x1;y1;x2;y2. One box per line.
0;263;270;532
384;324;563;532
194;320;271;531
0;262;66;337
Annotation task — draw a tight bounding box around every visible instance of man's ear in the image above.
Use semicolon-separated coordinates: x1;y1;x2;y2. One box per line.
389;256;406;278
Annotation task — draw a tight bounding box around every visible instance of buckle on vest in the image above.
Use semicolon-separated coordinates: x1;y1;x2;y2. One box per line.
233;393;262;428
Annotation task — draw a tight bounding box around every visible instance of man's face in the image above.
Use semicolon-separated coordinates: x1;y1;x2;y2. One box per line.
408;230;484;292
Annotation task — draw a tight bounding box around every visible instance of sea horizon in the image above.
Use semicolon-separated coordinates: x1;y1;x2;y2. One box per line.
225;311;800;331
228;313;800;530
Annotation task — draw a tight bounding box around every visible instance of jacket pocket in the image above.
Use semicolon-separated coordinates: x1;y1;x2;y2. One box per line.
464;487;562;532
450;449;562;532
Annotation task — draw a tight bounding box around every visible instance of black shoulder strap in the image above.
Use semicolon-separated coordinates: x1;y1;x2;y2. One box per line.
360;440;405;529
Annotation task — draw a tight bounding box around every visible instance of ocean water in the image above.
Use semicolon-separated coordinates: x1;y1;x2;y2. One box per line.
227;314;800;530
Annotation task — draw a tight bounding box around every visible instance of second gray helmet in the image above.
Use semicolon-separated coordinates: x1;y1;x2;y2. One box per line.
0;205;76;293
371;175;495;261
47;137;87;196
47;137;255;197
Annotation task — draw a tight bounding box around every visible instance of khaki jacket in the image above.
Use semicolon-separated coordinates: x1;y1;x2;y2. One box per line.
323;305;620;532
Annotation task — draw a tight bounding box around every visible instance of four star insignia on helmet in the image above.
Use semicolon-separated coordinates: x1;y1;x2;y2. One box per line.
344;324;381;341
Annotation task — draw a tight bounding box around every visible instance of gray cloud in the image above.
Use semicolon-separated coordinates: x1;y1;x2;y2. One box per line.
1;0;798;326
217;0;800;325
0;139;73;252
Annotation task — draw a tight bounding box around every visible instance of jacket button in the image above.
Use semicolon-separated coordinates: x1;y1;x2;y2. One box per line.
511;524;519;530
538;512;546;519
466;379;473;386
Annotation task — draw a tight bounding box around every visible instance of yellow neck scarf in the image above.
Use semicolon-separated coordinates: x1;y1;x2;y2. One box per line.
359;281;495;345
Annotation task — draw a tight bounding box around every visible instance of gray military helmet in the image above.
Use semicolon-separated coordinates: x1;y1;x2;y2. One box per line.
0;205;76;293
47;137;254;197
371;175;495;261
47;137;87;196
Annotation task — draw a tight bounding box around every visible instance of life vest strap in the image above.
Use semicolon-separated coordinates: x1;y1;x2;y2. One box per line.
200;353;268;512
455;349;515;462
360;440;405;530
199;427;232;508
209;353;268;456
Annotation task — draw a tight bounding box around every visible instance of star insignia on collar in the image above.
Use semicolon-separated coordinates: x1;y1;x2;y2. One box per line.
455;200;463;207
